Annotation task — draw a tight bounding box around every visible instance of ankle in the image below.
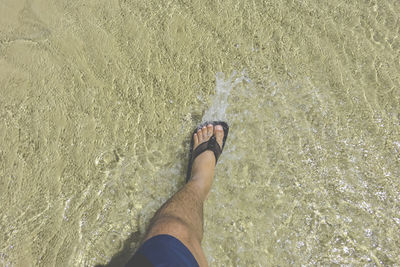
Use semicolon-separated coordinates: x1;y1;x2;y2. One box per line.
187;176;213;200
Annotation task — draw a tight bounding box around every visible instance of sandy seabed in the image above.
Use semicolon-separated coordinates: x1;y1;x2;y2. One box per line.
1;0;400;266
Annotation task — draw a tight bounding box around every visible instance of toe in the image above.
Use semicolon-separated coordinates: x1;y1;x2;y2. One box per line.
197;128;203;142
193;133;198;147
215;125;224;148
207;124;213;138
201;126;208;140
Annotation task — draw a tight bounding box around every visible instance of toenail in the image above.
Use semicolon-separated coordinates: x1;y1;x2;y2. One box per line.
216;125;223;130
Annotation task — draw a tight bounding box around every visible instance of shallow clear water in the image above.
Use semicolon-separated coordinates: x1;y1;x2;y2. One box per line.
1;0;399;266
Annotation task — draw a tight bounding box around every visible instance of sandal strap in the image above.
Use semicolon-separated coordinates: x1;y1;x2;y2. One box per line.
191;135;222;164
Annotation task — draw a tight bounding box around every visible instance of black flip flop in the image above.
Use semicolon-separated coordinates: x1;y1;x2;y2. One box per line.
186;121;229;183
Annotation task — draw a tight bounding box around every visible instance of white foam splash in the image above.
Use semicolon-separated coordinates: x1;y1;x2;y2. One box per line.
202;70;250;122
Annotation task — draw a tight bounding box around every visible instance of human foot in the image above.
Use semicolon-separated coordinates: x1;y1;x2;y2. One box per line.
190;124;224;180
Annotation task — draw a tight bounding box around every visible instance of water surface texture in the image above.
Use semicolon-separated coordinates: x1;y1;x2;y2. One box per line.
1;0;400;266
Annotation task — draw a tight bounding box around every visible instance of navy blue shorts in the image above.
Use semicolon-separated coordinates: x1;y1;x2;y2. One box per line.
125;234;199;267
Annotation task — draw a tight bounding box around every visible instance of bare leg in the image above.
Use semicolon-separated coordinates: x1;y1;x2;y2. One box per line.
143;124;225;266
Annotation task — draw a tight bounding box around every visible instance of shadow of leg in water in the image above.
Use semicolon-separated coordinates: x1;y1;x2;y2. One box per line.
97;138;191;267
95;230;142;267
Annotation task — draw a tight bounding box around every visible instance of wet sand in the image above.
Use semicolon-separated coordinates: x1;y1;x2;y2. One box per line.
1;0;399;265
